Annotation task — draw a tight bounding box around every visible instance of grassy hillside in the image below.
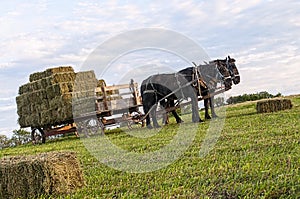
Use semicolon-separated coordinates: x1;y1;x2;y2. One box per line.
1;96;299;198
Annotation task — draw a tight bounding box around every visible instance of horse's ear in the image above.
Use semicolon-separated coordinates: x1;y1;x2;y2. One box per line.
228;55;231;59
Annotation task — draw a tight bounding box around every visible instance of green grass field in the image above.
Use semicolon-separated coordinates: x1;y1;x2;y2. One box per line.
1;95;299;198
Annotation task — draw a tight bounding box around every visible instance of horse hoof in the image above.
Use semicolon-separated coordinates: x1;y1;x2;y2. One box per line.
205;115;212;120
154;125;161;128
177;120;184;124
193;119;203;123
212;115;218;118
147;125;153;129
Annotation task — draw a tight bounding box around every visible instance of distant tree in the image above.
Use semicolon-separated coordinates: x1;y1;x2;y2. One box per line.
226;91;283;104
10;129;31;146
0;135;10;149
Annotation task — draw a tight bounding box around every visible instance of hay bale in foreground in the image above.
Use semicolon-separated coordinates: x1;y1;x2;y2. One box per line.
256;98;293;113
0;151;85;199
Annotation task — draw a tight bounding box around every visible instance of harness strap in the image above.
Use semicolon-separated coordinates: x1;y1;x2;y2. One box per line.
199;79;207;88
143;90;156;94
175;73;186;99
224;76;232;81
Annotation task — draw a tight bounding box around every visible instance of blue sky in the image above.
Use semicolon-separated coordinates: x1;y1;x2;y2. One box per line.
0;0;299;137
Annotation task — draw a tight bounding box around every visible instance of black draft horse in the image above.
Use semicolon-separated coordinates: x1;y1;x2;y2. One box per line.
140;69;203;129
203;56;240;116
196;58;234;119
193;56;239;119
161;59;233;124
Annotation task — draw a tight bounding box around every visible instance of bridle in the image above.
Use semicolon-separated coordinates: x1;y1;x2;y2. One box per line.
210;60;232;84
226;58;240;79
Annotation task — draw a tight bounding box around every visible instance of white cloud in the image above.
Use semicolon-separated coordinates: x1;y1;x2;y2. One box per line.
0;105;16;112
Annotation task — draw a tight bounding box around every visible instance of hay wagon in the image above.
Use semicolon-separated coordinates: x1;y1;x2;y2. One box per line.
16;67;145;144
16;66;228;144
31;79;145;144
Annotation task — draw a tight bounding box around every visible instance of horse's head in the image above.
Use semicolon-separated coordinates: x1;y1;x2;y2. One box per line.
209;59;232;91
225;56;240;85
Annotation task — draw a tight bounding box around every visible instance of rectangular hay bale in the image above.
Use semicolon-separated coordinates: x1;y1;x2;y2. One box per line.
256;98;293;113
29;66;74;82
75;71;96;81
0;151;85;199
45;66;74;77
46;72;76;85
46;83;73;99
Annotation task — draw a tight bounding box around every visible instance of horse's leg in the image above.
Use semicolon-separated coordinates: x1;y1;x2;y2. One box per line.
204;98;211;119
143;105;152;129
163;112;170;125
210;96;218;118
191;94;203;123
201;87;211;119
169;100;183;123
151;104;161;128
160;100;169;125
142;93;154;129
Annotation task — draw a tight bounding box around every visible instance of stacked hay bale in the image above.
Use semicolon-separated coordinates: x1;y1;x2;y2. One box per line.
72;71;98;117
0;151;85;199
256;98;293;113
16;66;98;128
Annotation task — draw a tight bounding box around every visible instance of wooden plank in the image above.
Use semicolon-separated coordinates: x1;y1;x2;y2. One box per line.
95;87;102;93
105;83;138;91
118;91;135;96
44;127;77;137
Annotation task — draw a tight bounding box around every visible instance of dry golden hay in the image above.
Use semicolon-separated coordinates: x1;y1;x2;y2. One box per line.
72;97;97;117
256;98;293;113
20;73;76;95
0;151;85;199
16;66;98;128
29;66;74;82
75;70;96;82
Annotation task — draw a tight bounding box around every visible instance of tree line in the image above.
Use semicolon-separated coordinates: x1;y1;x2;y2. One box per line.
226;91;282;104
0;129;31;149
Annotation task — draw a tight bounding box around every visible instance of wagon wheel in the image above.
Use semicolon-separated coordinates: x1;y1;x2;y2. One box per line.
74;121;86;137
122;113;133;129
125;111;145;129
31;128;45;144
83;117;104;137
